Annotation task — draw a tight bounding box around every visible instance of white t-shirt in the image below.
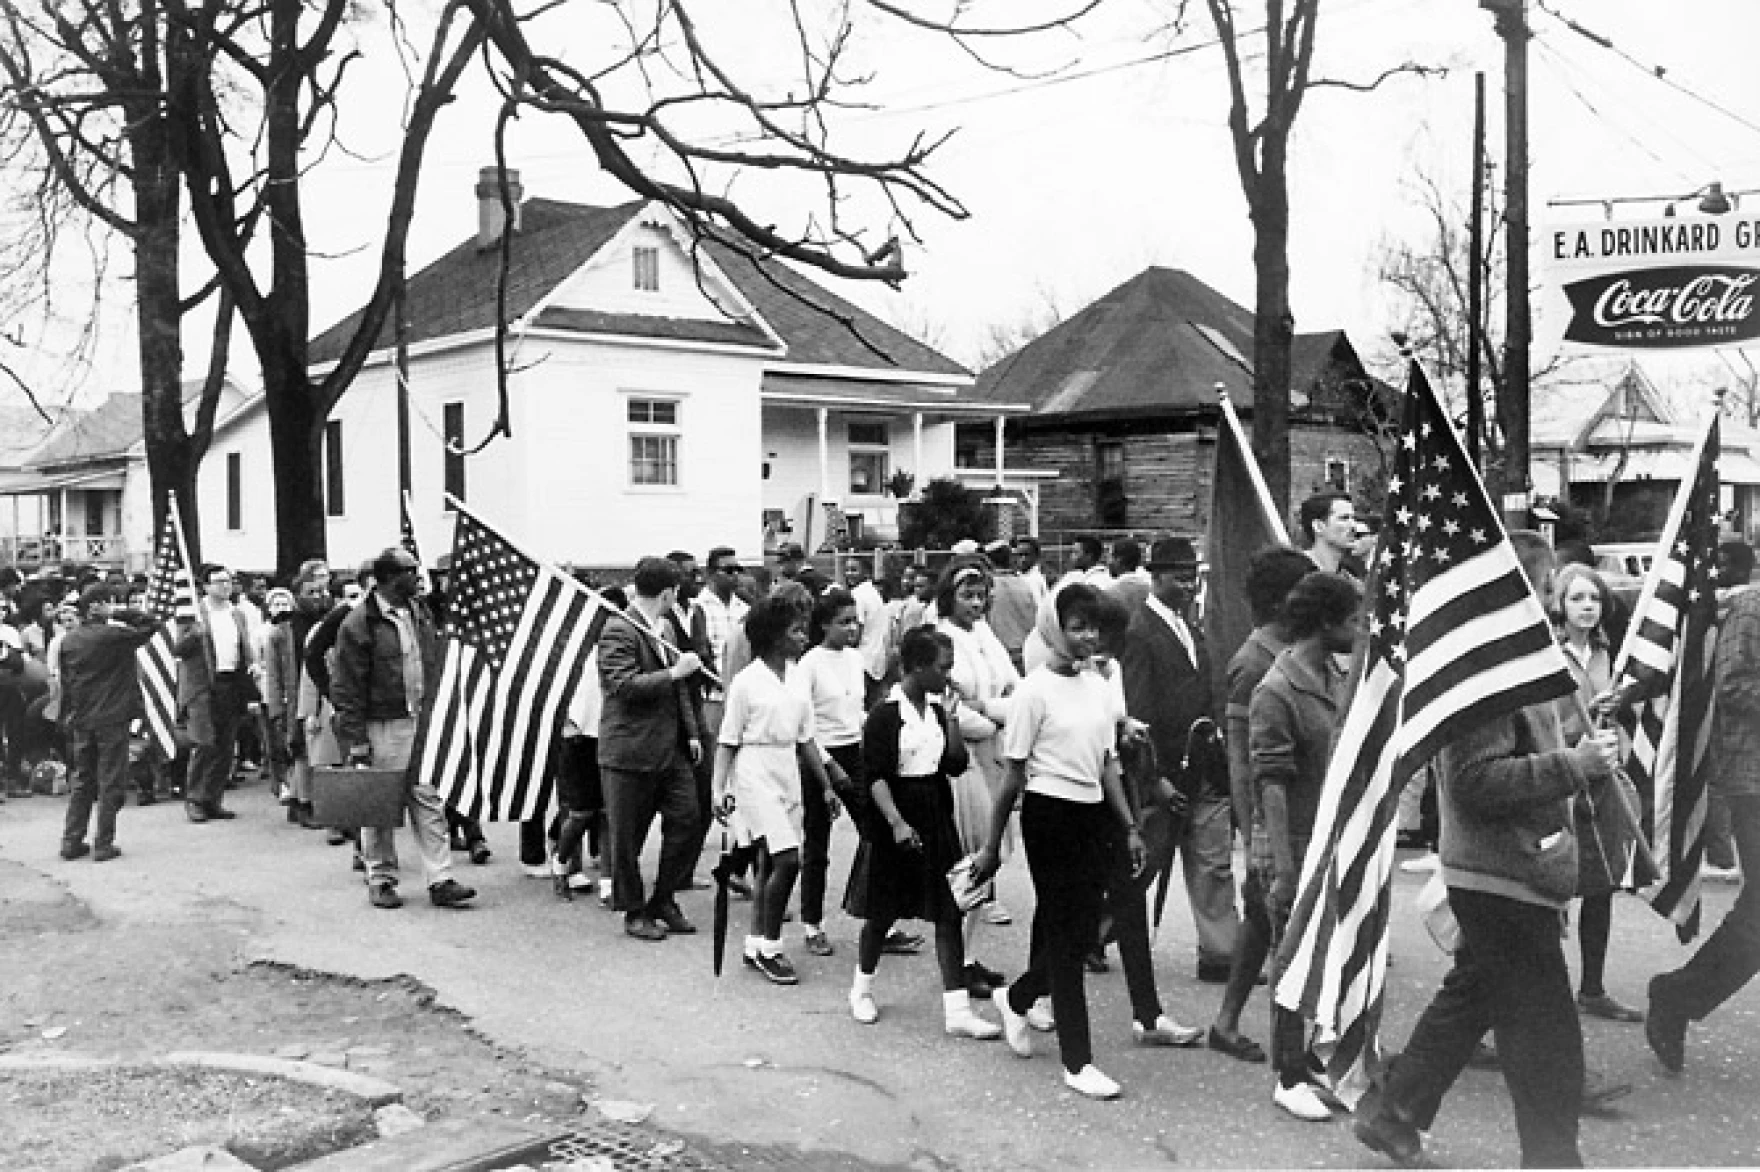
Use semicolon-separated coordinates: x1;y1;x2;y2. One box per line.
792;645;866;750
1000;667;1118;804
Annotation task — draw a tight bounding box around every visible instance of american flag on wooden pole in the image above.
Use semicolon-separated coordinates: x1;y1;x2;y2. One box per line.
1273;360;1579;1105
1609;410;1722;941
135;500;199;759
415;501;609;822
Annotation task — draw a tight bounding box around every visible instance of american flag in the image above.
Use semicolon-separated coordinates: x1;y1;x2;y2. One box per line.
416;507;608;821
135;503;197;759
1273;361;1579;1105
1612;412;1721;941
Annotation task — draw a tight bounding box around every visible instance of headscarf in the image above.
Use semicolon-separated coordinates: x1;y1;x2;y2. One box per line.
1032;580;1088;673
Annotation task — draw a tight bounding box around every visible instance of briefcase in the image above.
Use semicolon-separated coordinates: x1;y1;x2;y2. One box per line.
311;766;408;829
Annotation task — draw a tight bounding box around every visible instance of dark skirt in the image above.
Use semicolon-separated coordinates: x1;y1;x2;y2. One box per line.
843;772;963;925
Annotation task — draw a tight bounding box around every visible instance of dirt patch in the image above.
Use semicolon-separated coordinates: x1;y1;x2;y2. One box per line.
1;1065;377;1172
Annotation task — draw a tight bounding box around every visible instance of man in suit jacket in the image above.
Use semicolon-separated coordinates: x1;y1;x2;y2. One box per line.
598;556;704;942
1121;537;1241;982
175;564;257;823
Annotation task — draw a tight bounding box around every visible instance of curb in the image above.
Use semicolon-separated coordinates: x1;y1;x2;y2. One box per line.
0;1049;402;1108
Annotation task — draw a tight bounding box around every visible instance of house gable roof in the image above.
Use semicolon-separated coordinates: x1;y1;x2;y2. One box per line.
969;267;1375;422
308;197;968;380
25;393;145;469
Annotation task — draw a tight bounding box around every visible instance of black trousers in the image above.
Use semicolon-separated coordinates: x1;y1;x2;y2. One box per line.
185;673;247;810
62;724;130;851
601;758;700;916
801;742;858;926
1379;887;1583;1168
1655;793;1760;1021
1007;792;1111;1074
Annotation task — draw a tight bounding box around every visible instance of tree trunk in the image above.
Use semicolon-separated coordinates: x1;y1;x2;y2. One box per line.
261;354;326;580
1249;131;1295;520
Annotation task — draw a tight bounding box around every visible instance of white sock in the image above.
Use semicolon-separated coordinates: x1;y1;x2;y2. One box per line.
744;934;762;957
852;971;874;998
804;921;822;934
759;936;783;957
942;989;971;1020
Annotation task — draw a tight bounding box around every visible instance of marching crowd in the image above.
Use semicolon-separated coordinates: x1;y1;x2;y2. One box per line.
3;489;1759;1168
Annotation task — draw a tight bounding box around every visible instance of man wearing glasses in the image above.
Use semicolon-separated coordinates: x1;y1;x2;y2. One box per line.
175;564;258;823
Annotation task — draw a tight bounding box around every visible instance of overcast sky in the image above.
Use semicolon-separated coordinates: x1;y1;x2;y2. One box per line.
11;0;1760;416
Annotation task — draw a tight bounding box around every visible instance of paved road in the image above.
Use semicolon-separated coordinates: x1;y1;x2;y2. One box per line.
6;781;1758;1169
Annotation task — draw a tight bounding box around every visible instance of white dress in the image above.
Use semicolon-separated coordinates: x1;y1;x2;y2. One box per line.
720;660;814;851
936;616;1020;854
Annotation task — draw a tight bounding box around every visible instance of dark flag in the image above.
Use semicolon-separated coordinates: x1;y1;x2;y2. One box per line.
416;506;609;821
135;503;197;759
1612;412;1722;941
1273;361;1579;1105
1203;388;1291;705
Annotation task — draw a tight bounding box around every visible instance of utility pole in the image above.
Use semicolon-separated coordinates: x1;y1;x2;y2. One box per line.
1467;72;1486;472
1482;0;1529;524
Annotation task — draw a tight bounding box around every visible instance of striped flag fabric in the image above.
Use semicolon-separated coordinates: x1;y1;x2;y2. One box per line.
416;507;608;822
1612;412;1722;941
1273;360;1579;1105
135;504;197;759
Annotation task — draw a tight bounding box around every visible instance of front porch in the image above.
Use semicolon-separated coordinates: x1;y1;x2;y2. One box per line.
0;469;132;572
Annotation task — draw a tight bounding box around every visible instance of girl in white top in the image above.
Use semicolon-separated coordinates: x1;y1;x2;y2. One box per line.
791;589;864;956
972;583;1146;1101
713;595;840;986
934;557;1021;994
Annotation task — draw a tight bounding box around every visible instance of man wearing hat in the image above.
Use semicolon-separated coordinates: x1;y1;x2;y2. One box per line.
58;585;159;861
1121;537;1240;981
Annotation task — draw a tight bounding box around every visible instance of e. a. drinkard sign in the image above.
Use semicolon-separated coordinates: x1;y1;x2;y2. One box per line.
1545;214;1760;350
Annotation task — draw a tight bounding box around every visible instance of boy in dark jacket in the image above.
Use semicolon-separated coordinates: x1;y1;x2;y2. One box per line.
59;585;159;861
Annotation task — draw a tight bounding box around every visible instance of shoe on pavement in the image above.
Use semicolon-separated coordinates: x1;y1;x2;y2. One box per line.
92;845;122;863
849;989;879;1024
1062;1064;1121;1100
1578;991;1644;1023
368;884;403;910
1273;1079;1333;1121
520;860;551;878
428;879;477;908
1645;975;1687;1075
945;1006;1002;1040
624;915;668;942
1025;1001;1056;1033
1399;853;1440;874
984;903;1013;925
882;927;925;955
1206;1026;1268;1063
990;985;1033;1058
1134;1015;1203;1047
751;950;799;985
1581;1069;1633;1117
803;928;834;956
185;802;209;824
59;841;91;861
204;803;236;820
1353;1110;1423;1166
468;842;492;865
652;901;697;934
325;828;349;846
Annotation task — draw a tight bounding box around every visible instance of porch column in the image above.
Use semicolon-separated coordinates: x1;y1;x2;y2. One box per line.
912;413;924;487
1029;484;1041;537
816;407;831;503
993;415;1006;483
59;487;67;558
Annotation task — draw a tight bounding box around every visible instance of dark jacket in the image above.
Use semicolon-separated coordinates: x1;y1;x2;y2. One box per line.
1122;600;1222;801
59;611;158;732
1437;704;1605;909
596;609;700;771
303;602;352;699
331;592;439;749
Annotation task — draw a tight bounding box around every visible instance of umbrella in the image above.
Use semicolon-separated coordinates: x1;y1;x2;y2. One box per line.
1147;724;1214;945
709;824;754;994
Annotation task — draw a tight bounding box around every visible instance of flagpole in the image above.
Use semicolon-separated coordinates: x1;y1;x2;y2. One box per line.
403;489;435;595
1215;386;1291;545
1608;405;1721;682
443;493;722;688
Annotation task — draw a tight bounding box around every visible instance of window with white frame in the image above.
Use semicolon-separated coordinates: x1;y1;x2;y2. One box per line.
632;246;660;292
1324;456;1351;492
847;420;889;496
628;397;681;487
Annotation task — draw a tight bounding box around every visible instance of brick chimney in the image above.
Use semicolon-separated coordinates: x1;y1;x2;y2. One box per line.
475;166;524;249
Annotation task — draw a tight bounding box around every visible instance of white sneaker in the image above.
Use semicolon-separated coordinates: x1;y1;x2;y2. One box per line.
566;871;594;891
1063;1064;1121;1100
521;861;552;878
849;990;879;1025
990;985;1034;1057
1133;1015;1204;1047
945;1007;1002;1040
1399;853;1440;874
1025;1001;1057;1033
1273;1079;1333;1121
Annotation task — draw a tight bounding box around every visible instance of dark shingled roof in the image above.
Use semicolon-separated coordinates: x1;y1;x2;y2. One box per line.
968;267;1366;421
309;197;968;379
28;394;147;468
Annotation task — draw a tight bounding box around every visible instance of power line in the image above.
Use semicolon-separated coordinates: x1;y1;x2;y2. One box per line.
1529;38;1705;182
1535;0;1760;143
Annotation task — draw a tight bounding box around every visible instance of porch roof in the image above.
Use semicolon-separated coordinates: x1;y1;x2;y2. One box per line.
0;467;127;496
760;372;1028;416
1562;449;1760;485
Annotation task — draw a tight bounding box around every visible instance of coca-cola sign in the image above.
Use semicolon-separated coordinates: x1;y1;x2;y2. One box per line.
1561;265;1760;349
